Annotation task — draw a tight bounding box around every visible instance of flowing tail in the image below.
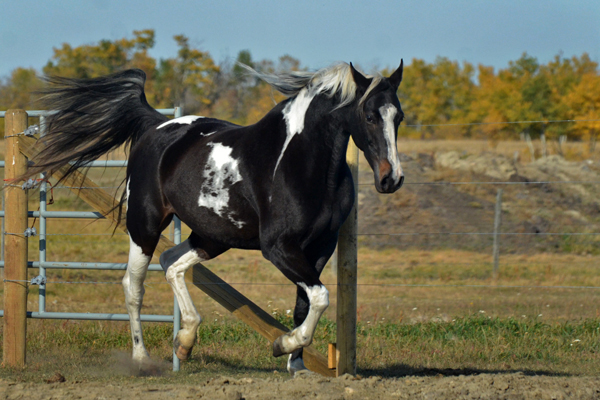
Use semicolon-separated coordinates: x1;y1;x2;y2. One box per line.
23;69;167;181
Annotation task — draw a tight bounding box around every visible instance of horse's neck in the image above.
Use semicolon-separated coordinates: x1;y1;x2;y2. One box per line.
298;96;353;183
257;93;353;183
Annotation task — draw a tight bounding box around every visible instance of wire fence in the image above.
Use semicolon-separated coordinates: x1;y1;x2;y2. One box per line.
1;114;599;294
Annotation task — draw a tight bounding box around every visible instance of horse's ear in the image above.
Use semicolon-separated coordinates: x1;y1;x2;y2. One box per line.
350;62;372;92
388;59;404;90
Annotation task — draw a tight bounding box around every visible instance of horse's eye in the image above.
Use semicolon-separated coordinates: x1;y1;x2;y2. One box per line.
366;114;375;124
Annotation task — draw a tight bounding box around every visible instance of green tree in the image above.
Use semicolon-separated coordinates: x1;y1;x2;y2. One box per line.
153;35;219;112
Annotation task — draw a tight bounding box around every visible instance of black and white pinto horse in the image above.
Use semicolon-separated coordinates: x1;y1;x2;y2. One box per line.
28;61;405;374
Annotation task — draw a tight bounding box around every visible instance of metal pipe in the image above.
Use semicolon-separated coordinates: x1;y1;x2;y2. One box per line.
0;310;173;322
172;106;183;372
0;261;163;271
0;109;176;118
39;115;47;313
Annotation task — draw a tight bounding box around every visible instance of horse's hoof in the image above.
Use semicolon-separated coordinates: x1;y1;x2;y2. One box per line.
173;337;193;361
272;336;286;357
175;346;193;361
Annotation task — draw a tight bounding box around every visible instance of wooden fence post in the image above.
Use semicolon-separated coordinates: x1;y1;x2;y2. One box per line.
3;110;29;368
336;138;359;376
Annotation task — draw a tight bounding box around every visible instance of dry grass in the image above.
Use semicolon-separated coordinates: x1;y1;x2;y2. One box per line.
1;138;600;379
397;139;599;162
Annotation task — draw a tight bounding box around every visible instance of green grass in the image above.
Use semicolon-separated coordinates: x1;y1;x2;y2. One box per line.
1;314;599;382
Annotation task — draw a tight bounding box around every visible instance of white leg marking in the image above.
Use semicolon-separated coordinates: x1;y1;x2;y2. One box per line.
278;284;329;353
379;104;404;183
274;88;317;177
165;250;205;350
122;236;151;362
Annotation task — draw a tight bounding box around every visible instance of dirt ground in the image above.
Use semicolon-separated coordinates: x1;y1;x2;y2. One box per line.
2;372;600;400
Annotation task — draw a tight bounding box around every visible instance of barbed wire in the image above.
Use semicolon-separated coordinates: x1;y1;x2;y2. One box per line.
358;180;600;186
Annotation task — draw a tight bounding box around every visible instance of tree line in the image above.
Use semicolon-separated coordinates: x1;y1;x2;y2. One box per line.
1;29;599;145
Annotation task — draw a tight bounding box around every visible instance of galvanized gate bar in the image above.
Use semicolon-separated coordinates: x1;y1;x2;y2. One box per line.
1;110;181;371
0;261;164;271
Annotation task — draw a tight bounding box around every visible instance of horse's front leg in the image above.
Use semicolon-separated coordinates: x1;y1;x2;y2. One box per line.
273;282;329;357
264;242;329;357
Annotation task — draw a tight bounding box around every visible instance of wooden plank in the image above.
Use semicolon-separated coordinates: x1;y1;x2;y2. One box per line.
336;138;359;376
328;343;337;369
18;135;335;377
3;110;29;367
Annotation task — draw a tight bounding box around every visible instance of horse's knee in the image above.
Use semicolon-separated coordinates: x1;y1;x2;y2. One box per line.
298;283;329;312
160;239;196;274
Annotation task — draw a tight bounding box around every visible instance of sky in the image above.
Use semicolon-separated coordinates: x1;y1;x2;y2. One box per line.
1;0;599;78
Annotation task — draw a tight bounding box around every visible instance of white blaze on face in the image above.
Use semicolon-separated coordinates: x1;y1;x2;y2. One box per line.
157;115;204;129
198;142;245;228
273;88;316;177
379;104;403;182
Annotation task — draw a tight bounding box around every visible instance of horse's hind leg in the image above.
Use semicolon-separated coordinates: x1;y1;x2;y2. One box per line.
122;235;154;364
123;177;172;367
160;233;227;360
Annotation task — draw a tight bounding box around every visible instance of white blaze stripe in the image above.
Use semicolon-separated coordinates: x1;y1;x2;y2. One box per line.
274;88;316;177
157;115;204;129
379;104;403;181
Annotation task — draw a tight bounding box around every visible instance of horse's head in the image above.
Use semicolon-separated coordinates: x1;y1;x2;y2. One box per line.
349;61;404;193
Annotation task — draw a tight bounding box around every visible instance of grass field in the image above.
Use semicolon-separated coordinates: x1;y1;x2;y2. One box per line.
1;139;600;381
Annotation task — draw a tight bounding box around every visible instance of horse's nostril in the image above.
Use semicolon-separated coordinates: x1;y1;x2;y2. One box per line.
380;175;390;190
399;175;405;188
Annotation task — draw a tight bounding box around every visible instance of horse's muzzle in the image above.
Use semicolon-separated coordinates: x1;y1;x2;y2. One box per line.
375;159;404;193
377;172;404;193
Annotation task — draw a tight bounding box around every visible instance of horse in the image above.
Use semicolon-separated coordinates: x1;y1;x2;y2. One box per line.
25;60;405;375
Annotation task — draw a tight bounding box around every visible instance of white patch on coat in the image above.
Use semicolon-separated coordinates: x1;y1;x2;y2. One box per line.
125;179;130;210
197;142;245;228
379;104;403;182
273;88;316;177
157;115;204;129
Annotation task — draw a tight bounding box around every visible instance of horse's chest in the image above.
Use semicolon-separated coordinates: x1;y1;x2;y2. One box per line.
304;182;354;240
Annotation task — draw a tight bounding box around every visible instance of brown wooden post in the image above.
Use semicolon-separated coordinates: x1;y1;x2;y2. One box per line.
3;110;29;368
336;138;359;376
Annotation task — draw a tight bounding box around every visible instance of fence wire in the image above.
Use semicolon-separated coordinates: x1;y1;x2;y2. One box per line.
1;114;599;302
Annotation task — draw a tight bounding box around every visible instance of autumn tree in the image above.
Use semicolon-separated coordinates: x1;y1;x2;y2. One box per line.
565;71;600;150
43;29;157;79
153;35;219;111
398;57;475;139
